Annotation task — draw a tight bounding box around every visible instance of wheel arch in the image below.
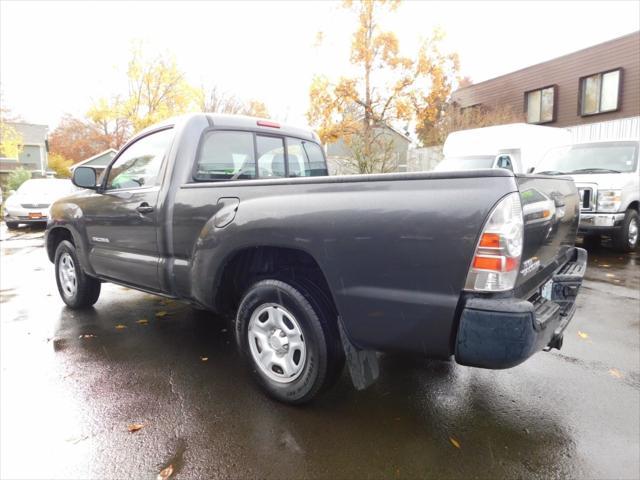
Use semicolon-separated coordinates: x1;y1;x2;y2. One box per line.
46;226;75;262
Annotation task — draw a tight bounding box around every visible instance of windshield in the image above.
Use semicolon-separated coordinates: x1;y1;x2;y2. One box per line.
17;180;76;196
536;142;638;174
435;155;495;171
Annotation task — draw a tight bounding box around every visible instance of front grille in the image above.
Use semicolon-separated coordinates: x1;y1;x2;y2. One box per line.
578;187;594;211
21;203;49;209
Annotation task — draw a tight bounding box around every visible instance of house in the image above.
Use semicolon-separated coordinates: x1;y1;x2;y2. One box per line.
0;122;49;180
450;31;640;142
326;124;412;175
70;148;117;176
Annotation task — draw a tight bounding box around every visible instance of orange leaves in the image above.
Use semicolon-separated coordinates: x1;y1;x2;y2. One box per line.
608;368;623;379
136;319;149;325
115;324;127;330
577;331;589;340
155;311;168;318
127;423;144;433
449;437;461;449
157;464;174;480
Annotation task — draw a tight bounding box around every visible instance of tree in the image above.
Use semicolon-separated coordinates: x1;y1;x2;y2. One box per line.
121;45;200;132
0;97;23;159
307;0;458;173
48;115;114;163
421;102;525;146
47;153;73;178
6;167;31;191
86;97;130;149
198;86;270;117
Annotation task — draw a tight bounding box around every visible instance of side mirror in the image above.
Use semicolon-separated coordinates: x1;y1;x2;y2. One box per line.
527;167;535;174
494;154;514;172
72;166;98;189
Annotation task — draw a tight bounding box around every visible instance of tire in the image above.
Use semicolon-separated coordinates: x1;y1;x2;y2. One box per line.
613;209;639;253
54;240;101;308
6;222;19;230
235;279;344;404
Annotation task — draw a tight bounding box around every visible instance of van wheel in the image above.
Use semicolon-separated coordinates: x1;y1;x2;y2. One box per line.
55;240;101;308
613;209;638;252
235;279;343;404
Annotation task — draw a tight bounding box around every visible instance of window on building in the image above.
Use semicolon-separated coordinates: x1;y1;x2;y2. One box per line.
580;69;621;115
526;86;555;124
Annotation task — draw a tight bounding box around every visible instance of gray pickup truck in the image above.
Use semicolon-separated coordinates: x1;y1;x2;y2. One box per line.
45;114;587;404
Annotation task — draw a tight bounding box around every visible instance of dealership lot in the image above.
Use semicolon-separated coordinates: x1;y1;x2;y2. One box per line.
1;226;638;479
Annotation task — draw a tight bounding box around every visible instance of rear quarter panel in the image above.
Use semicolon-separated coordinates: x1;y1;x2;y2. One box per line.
172;172;517;357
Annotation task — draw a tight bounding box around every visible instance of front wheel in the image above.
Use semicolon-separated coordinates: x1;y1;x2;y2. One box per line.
235;279;344;404
613;209;639;252
55;240;101;308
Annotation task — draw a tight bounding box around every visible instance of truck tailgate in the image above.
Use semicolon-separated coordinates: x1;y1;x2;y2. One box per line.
514;175;581;298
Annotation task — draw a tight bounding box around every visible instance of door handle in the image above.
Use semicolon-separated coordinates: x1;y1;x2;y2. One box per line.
136;202;154;214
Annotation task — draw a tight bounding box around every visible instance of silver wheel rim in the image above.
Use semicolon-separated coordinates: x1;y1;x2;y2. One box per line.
628;217;638;247
248;303;307;383
58;252;77;298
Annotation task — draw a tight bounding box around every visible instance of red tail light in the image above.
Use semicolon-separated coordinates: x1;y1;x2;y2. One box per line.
256;120;280;129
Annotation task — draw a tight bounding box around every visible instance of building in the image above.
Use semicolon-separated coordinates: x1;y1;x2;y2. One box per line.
326;125;412;175
70;148;117;176
0;122;49;180
450;31;640;142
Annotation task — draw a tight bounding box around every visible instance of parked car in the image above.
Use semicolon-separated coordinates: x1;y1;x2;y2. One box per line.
534;140;639;252
435;123;571;173
4;179;78;229
45;113;586;404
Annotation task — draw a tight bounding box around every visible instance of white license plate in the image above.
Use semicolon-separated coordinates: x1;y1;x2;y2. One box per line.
541;279;554;300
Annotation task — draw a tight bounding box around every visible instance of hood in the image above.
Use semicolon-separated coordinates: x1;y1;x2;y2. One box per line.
568;172;638;190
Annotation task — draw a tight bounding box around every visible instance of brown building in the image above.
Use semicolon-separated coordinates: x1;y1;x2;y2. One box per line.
451;31;640;135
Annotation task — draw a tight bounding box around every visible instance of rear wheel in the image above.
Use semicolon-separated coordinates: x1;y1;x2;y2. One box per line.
235;279;343;404
613;209;638;252
55;240;101;308
5;222;19;230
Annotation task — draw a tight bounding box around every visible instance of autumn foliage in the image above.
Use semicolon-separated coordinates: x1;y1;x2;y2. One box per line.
307;0;459;172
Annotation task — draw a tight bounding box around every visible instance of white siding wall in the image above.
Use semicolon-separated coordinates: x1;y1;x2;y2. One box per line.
568;116;640;142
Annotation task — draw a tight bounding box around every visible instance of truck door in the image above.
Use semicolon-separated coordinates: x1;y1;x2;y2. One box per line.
83;128;174;291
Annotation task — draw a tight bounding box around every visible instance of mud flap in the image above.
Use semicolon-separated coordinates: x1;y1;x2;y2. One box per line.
337;317;379;390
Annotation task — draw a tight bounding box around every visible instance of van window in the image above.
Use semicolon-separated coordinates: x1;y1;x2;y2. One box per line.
257;136;286;178
195;131;256;181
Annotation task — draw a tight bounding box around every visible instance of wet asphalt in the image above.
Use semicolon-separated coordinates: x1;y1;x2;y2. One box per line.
0;225;638;479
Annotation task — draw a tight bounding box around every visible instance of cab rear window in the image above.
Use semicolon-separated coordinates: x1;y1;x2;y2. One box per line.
195;131;328;181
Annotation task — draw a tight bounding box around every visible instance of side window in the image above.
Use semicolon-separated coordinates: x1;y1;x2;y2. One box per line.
195;131;255;181
285;138;328;177
496;155;513;171
301;142;328;177
107;129;173;190
257;135;285;178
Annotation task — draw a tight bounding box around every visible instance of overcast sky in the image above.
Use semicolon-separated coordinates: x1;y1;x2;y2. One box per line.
1;0;639;128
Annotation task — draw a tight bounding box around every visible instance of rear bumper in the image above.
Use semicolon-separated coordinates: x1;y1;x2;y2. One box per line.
455;247;587;369
4;214;48;224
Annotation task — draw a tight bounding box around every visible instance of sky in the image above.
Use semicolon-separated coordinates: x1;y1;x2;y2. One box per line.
1;0;639;129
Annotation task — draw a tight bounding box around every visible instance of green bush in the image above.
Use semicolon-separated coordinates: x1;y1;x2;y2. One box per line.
6;168;31;192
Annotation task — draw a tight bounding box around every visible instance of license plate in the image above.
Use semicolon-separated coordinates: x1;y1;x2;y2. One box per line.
28;212;43;219
541;279;554;300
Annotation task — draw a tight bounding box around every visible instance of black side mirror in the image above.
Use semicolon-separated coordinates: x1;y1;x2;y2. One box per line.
527;167;535;174
72;166;98;189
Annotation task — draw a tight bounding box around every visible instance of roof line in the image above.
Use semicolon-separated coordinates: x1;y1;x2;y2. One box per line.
454;30;640;93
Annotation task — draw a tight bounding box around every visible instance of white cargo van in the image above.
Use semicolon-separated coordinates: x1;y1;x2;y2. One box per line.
435;123;572;174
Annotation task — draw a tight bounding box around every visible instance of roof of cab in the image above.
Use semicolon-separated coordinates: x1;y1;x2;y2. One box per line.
204;113;319;142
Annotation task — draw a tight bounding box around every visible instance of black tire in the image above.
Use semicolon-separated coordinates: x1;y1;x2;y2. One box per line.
54;240;101;309
613;209;639;253
6;222;19;230
235;279;344;404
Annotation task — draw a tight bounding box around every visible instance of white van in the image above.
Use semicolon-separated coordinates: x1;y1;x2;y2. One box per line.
435;123;572;174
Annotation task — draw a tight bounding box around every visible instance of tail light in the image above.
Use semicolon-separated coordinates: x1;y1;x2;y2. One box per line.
465;192;524;292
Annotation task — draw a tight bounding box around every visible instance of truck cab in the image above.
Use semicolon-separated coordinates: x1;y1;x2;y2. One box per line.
534;140;639;252
435;123;572;174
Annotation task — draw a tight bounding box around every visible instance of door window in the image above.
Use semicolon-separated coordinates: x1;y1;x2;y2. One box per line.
106;129;174;190
257;135;286;178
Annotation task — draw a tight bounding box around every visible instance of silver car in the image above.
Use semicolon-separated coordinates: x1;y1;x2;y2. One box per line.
3;179;78;229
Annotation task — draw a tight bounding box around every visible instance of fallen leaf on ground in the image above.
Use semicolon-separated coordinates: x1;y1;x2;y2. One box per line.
157;464;174;480
79;334;96;339
115;324;127;330
577;331;589;340
608;368;623;378
449;437;461;449
155;311;168;318
200;356;209;361
601;264;610;268
127;423;144;432
606;273;615;278
136;319;149;325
